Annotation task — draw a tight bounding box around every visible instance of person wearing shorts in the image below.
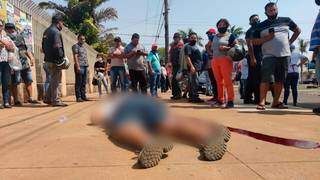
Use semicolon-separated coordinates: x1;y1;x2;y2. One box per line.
251;2;301;110
5;23;39;106
91;94;231;168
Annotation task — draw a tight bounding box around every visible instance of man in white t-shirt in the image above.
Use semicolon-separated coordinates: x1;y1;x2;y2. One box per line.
283;45;308;106
109;37;126;93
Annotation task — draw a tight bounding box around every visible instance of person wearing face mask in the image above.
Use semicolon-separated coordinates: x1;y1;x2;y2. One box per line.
205;28;218;102
147;44;161;97
251;2;301;110
94;53;109;97
109;37;125;93
5;23;39;106
0;20;15;109
42;14;68;107
208;19;238;108
184;32;204;103
244;14;262;105
168;33;184;100
310;0;320;114
72;34;89;102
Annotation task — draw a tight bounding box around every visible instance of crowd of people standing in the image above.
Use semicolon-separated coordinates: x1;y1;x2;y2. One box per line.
0;1;319;114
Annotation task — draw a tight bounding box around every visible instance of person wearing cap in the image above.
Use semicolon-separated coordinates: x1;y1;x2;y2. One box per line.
283;45;308;106
124;33;148;94
147;44;161;97
42;14;68;107
5;23;39;106
205;28;218;102
168;32;184;100
72;34;89;102
0;19;15;109
108;36;126;93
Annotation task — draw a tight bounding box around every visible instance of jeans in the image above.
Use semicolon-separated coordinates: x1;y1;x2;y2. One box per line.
149;73;161;97
43;63;51;95
283;72;299;104
75;66;88;99
203;71;212;94
172;64;181;97
0;62;11;104
160;75;167;92
96;72;109;96
207;68;218;99
110;66;125;93
45;62;62;104
245;58;261;103
129;69;147;94
189;72;199;100
240;79;248;99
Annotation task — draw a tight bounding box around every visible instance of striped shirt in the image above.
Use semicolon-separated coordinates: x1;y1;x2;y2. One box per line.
310;11;320;51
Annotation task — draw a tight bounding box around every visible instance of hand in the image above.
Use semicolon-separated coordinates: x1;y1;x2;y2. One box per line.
75;65;80;74
190;66;196;74
264;32;275;42
219;45;230;51
29;58;35;67
250;58;257;67
149;70;155;76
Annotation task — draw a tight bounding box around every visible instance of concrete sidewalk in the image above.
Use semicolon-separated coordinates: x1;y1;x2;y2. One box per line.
0;94;319;180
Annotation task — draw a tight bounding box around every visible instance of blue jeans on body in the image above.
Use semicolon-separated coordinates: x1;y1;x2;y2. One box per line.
75;66;88;99
110;66;125;93
189;72;200;100
283;72;299;105
149;73;161;97
0;62;11;104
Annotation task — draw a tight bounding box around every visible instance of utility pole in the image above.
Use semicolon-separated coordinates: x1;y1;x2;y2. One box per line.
164;0;169;63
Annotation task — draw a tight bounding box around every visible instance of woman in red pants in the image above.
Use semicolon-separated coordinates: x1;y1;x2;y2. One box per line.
209;19;238;108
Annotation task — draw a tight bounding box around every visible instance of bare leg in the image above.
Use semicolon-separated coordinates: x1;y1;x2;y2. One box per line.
11;85;19;103
158;116;222;147
110;123;152;150
259;83;269;106
272;82;283;106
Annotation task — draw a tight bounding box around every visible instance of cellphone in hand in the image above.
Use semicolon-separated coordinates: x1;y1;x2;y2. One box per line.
269;28;275;33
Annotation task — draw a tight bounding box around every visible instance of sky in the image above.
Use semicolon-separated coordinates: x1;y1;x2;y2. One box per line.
33;0;318;54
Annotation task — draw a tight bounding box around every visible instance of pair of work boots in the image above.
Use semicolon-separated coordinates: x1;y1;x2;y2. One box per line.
138;126;231;168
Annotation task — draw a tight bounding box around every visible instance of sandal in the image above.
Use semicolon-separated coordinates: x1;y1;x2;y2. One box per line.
256;104;266;110
271;102;288;109
313;107;320;114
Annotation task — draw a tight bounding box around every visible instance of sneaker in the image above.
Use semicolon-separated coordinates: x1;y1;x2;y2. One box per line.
225;101;234;109
189;98;205;103
82;97;90;101
4;103;12;108
52;102;68;107
76;98;84;103
170;96;181;100
14;101;23;106
211;101;225;108
28;99;41;104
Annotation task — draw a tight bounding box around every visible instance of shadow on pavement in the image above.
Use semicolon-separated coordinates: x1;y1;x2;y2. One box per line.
238;110;316;116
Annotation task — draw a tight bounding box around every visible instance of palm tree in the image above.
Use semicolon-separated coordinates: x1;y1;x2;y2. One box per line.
178;28;204;47
39;0;118;45
230;25;245;38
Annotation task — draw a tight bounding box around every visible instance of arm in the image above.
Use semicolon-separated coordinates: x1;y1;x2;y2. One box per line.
289;27;301;45
246;38;257;67
26;51;35;66
147;61;154;75
0;38;14;52
186;56;196;74
72;46;80;72
251;33;275;46
206;41;213;57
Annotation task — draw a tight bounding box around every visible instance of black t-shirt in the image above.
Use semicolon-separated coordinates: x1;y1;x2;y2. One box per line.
94;61;106;73
184;43;202;71
245;26;262;61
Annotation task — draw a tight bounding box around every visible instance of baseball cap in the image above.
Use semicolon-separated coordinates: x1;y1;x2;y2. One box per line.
5;23;16;30
206;28;216;34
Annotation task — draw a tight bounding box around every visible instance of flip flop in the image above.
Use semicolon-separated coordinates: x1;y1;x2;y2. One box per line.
256;104;266;110
271;102;288;109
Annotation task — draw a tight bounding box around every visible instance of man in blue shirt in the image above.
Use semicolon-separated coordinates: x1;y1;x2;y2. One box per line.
147;44;161;97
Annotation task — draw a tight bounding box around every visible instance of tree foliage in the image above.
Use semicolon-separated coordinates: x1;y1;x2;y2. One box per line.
39;0;118;52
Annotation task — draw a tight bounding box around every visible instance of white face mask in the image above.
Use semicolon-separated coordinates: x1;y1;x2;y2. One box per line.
97;58;103;62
